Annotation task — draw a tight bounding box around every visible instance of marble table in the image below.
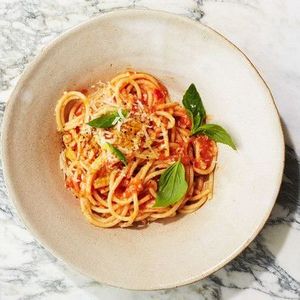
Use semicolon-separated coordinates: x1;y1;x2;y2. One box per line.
0;1;299;299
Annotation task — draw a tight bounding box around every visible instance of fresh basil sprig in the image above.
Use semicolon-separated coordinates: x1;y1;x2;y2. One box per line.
88;109;128;128
154;161;188;207
183;83;206;134
105;143;127;165
182;84;236;150
194;124;236;150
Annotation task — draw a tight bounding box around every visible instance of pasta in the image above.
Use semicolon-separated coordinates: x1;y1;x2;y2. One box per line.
55;71;218;228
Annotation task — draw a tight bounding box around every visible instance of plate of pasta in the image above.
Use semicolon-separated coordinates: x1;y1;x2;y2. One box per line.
2;10;284;290
55;71;235;227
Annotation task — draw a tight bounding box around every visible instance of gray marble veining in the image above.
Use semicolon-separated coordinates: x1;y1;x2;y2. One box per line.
0;1;299;299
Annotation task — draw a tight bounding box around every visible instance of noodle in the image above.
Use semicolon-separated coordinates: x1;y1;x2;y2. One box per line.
55;71;218;228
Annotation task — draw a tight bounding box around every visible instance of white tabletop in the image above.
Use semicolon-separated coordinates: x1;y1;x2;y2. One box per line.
0;1;299;299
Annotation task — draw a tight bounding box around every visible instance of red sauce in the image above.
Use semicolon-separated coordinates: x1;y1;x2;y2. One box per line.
177;114;192;129
97;165;108;177
141;92;148;105
194;135;214;168
115;178;143;198
124;179;143;198
115;178;129;198
139;197;154;211
178;139;185;147
66;179;72;189
79;88;88;95
131;102;139;113
181;154;190;165
158;153;167;161
139;202;148;211
73;181;80;193
153;88;166;104
153;88;164;99
194;161;201;168
66;178;80;193
149;106;156;113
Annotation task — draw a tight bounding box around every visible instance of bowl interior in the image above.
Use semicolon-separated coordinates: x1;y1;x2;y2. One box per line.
2;10;284;290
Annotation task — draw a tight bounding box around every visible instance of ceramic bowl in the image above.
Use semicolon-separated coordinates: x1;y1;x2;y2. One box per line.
2;9;284;290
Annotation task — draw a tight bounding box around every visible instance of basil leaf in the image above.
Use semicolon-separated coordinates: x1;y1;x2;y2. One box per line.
192;114;202;135
182;83;206;133
154;161;188;207
88;110;128;128
105;143;127;165
182;84;236;150
194;124;236;150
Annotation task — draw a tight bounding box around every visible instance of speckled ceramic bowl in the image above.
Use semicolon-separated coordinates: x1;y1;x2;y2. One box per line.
2;9;284;290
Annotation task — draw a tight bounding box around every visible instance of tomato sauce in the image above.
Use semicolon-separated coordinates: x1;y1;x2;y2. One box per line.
153;88;165;102
158;153;167;161
97;165;108;177
153;85;168;105
115;178;143;198
177;114;192;129
66;178;80;193
79;88;88;95
194;135;214;168
181;154;190;165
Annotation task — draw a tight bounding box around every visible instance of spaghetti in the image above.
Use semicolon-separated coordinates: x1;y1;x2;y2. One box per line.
55;71;218;228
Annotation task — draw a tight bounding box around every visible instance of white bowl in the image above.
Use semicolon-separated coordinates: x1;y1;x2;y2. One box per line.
2;9;284;290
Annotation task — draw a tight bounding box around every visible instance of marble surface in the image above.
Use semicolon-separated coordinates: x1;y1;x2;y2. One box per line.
0;1;299;299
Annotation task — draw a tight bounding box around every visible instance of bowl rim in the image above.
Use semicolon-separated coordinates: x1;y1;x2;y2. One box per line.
1;8;285;290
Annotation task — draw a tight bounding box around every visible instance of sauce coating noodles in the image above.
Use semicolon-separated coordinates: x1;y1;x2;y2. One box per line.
55;71;217;227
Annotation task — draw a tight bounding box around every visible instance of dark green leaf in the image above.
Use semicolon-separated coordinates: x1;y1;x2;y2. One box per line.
191;114;201;135
87;110;128;128
154;161;188;207
194;124;236;150
182;83;206;133
105;143;127;165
